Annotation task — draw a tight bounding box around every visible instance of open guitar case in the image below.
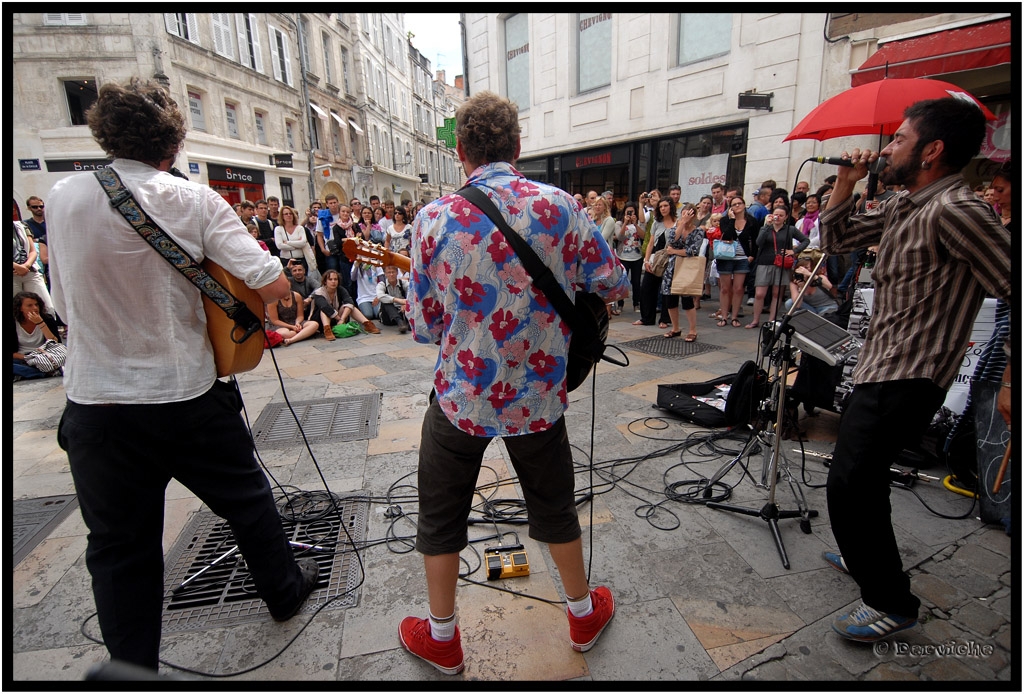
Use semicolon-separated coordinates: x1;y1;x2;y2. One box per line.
655;360;767;428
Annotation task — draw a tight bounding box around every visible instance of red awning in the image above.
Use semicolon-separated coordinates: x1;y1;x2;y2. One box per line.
851;18;1011;87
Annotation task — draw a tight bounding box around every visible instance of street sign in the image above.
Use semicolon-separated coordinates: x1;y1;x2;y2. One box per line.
437;117;456;148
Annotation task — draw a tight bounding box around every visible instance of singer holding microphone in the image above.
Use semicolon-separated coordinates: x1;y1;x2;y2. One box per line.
817;98;1011;644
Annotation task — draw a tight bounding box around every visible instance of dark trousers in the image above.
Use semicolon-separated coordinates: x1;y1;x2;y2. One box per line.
639;270;668;325
379;301;408;327
60;380;304;670
618;257;643;309
826;379;945;617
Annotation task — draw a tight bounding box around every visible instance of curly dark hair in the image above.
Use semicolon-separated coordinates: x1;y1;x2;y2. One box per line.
13;291;46;323
455;91;520;166
86;77;186;163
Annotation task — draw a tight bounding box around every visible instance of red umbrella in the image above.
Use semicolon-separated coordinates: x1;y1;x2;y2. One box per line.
784;78;995;142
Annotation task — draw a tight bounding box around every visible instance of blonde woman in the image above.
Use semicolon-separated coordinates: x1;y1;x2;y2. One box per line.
591;197;619;315
274;205;313;272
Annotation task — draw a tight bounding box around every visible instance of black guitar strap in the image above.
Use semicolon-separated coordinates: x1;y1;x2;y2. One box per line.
455;185;602;358
94;168;262;343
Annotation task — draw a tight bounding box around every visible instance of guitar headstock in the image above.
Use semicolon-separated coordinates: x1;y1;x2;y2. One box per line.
343;237;411;272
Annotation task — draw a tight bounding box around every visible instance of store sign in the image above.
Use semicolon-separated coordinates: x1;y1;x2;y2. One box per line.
45;158;113;172
273;153;293;168
19;159;41;171
561;145;629;171
678;154;728;205
207;163;265;184
189;162;201;175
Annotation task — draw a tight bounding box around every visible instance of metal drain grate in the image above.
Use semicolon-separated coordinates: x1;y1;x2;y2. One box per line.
161;494;367;632
13;495;79;565
250;394;382;447
618;336;726;359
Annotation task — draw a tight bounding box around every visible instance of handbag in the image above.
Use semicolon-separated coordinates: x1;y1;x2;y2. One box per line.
332;321;362;338
24;339;67;374
456;185;624;392
772;230;795;269
648;249;672;278
713;239;736;259
670;255;707;296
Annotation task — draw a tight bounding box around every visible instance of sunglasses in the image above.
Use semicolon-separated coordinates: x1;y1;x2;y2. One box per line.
29;204;44;209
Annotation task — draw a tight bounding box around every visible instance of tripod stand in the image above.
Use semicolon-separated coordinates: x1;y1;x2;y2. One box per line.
705;255;825;569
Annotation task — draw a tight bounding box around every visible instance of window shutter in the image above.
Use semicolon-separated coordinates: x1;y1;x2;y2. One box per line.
185;13;200;45
235;13;251;68
164;13;178;36
249;14;264;73
212;13;234;59
281;37;293;87
269;26;283;82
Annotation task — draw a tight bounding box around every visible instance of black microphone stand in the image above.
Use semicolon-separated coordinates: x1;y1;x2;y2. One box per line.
705;254;825;569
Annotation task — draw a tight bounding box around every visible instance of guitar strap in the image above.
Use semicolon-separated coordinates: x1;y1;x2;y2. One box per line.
455;185;602;359
94;168;262;343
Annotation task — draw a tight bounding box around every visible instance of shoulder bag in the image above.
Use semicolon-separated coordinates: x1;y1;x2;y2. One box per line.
456;185;624;392
772;229;795;269
24;339;67;374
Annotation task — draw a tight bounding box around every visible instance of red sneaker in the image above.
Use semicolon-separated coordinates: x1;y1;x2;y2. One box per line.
398;616;465;675
568;586;615;652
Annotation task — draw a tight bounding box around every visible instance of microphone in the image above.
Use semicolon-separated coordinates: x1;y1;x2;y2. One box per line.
811;156;888;174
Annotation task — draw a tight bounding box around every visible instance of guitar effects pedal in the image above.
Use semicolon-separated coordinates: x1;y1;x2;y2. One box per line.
484;544;530;581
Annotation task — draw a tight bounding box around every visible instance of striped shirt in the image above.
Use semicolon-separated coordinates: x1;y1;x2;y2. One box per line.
820;174;1011;390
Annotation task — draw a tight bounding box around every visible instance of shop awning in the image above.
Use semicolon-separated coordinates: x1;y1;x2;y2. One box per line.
851;18;1011;87
330;111;347;128
347;117;364;134
309;103;329;121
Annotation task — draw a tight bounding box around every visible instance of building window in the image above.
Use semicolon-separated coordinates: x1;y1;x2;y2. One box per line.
43;13;86;26
333;120;342;156
63;78;98;126
322;31;334;84
188;90;206;131
212;13;235;60
385;25;393;63
299;18;311;72
225;102;240;139
255;111;268;145
309;108;322;150
268;25;293;86
236;13;264;73
280;178;294;209
577;13;612;94
164;13;199;44
504;13;530;110
677;14;731;67
341;47;352;95
286;120;296;150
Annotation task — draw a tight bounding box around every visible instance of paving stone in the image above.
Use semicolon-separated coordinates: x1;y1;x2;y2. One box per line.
950;601;1006;637
994;626;1012;651
919;654;991;681
911;573;968;612
972;526;1011;556
987;595;1012;618
949;544;1009;580
864;661;921;681
920;616;961;644
925;554;1003;599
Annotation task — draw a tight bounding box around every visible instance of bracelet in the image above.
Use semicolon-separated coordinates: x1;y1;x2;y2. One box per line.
31;320;44;326
1001;381;1012;389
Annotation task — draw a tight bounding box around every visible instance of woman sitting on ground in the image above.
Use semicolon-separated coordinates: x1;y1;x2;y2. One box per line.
266;289;320;346
310;269;380;341
12;291;61;380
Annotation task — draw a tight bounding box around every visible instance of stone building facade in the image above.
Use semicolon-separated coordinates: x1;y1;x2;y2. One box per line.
11;12;464;217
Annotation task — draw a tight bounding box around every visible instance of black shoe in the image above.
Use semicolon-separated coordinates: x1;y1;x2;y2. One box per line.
269;557;320;622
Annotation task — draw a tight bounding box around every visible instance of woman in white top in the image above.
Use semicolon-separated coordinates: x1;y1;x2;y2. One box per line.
274;206;313;271
386;208;412;256
614;201;645;313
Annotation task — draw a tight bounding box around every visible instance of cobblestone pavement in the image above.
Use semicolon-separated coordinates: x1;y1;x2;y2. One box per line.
10;306;1013;684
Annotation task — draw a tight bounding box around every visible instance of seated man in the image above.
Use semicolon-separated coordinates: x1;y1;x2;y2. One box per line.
375;265;410;333
786;255;838;316
287;261;319;315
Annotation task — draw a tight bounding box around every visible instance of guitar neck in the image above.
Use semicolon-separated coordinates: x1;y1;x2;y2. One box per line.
343;238;411;272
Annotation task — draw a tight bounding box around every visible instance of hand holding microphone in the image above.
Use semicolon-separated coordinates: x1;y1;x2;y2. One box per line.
811;151;888;175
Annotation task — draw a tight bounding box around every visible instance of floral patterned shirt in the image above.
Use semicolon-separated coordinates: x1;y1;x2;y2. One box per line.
408;162;629;437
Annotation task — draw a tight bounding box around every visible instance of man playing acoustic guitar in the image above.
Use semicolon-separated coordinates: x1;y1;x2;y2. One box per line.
399;91;628;674
46;78;319;671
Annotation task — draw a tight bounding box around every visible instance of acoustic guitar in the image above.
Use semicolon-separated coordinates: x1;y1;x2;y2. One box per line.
342;237;411;273
202;259;266;377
